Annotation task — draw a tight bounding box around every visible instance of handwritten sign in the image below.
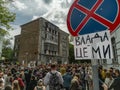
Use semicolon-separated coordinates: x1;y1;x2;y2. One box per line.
74;30;113;59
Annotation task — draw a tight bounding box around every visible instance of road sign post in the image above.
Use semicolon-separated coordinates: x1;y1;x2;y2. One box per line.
67;0;120;90
91;59;99;90
74;30;113;90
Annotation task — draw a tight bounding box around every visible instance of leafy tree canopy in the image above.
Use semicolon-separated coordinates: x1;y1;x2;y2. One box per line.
2;38;13;61
0;0;16;36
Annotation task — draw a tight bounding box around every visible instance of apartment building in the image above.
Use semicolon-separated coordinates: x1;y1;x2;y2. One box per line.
14;17;69;65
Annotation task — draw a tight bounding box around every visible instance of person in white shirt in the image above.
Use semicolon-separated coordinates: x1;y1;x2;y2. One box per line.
44;64;63;90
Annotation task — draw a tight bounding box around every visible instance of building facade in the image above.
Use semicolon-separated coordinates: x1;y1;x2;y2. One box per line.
14;17;69;65
110;28;120;65
13;35;20;61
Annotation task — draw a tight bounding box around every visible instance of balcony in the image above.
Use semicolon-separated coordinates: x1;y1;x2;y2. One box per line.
44;39;58;45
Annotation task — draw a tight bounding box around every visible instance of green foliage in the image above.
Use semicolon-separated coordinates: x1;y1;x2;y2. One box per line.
69;43;75;63
0;29;8;36
2;38;13;61
2;47;13;61
0;0;16;36
2;39;11;48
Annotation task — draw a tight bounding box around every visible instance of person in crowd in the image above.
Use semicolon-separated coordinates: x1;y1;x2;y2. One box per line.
104;72;114;88
5;72;12;85
4;85;12;90
12;80;20;90
28;75;37;90
102;72;113;90
24;69;32;90
0;70;3;78
109;67;116;78
102;69;107;81
0;79;4;90
99;66;104;90
13;74;25;90
63;69;72;90
87;69;93;90
3;71;7;86
60;65;66;76
0;73;5;88
70;74;82;90
108;69;120;90
44;63;63;90
11;67;17;75
19;69;25;83
34;79;46;90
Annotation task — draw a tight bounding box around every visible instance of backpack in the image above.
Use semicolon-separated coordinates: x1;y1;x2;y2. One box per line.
49;72;61;90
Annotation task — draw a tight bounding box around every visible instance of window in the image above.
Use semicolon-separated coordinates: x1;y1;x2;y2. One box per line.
44;50;46;54
49;28;51;33
47;28;49;32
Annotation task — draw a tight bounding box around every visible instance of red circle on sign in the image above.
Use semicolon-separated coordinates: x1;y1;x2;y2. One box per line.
67;0;120;36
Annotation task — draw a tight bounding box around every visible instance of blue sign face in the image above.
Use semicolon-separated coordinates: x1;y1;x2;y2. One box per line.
67;0;120;36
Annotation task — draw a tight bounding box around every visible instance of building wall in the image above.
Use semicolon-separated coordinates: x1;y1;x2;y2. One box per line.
39;18;69;64
15;17;69;65
104;28;120;65
115;28;120;64
111;28;120;64
59;30;69;63
14;35;20;61
18;19;40;64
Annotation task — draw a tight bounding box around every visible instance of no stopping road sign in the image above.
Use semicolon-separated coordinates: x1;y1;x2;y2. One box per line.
67;0;120;36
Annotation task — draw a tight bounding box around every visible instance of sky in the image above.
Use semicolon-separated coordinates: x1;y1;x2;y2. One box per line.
9;0;74;38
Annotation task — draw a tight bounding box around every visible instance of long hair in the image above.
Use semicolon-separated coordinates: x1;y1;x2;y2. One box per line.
12;80;20;90
37;79;43;86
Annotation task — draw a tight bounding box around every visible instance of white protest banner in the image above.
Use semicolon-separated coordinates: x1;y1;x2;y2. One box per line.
75;44;92;59
74;30;113;59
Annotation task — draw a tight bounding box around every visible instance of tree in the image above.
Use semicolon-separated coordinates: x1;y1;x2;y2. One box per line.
2;47;13;61
2;38;13;61
0;0;16;36
2;38;12;48
69;43;75;63
69;43;91;64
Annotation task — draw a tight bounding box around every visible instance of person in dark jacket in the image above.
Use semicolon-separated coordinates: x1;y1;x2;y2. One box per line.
98;66;104;90
109;69;120;90
28;75;37;90
25;69;32;90
63;69;72;90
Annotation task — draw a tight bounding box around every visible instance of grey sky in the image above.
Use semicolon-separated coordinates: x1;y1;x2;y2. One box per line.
9;0;73;46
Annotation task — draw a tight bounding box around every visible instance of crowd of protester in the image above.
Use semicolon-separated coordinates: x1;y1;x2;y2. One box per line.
0;63;120;90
